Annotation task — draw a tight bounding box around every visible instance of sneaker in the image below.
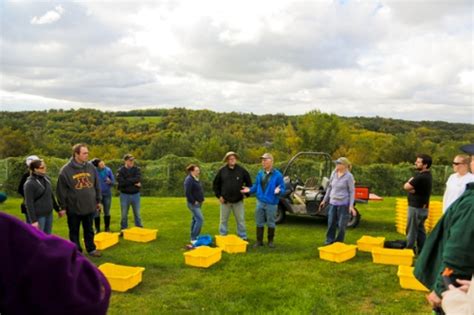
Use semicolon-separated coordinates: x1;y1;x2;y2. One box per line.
253;241;264;248
190;240;197;245
119;231;124;237
88;250;102;257
268;241;275;248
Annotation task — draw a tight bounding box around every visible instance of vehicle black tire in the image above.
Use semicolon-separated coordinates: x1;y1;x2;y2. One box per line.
275;204;286;224
346;207;361;228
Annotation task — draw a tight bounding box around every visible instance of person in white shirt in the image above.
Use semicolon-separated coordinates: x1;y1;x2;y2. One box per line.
442;154;474;213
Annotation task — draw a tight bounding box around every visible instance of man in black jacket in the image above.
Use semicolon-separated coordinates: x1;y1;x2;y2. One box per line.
213;152;252;240
117;154;143;231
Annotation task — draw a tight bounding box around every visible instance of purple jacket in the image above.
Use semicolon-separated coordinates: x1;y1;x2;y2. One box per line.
0;212;111;315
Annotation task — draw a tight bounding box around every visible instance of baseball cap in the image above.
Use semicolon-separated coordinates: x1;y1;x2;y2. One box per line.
25;155;40;166
460;144;474;155
123;154;135;161
260;153;274;160
335;157;351;167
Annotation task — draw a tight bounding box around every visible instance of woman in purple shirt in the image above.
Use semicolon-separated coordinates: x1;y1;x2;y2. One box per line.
320;157;356;245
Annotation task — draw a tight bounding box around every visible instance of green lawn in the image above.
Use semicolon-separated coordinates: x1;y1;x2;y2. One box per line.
1;196;435;314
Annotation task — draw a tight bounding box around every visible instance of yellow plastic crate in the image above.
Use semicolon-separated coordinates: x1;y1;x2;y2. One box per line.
123;227;158;243
356;236;385;252
318;242;357;263
371;248;414;266
183;246;222;268
397;265;429;292
94;232;120;250
215;235;248;253
98;263;145;292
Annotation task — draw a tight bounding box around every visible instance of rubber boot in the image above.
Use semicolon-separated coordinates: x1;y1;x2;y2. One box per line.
94;216;101;233
268;227;275;248
104;216;111;232
253;227;264;248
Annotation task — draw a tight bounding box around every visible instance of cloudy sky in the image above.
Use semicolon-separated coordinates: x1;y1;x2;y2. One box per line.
1;0;472;123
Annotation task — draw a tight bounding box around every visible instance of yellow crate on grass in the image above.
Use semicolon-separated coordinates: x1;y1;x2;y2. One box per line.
356;235;385;252
372;248;414;266
98;263;145;292
215;235;248;253
94;232;120;250
183;246;222;268
397;265;429;292
123;227;158;243
318;242;357;263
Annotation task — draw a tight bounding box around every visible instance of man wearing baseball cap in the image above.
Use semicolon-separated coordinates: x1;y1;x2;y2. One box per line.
213;152;252;240
241;153;285;248
415;143;474;310
117;154;143;232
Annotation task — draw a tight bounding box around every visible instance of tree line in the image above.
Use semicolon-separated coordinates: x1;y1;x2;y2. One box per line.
1;108;472;166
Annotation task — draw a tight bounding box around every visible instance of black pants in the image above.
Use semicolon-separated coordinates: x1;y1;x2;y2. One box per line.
67;212;96;253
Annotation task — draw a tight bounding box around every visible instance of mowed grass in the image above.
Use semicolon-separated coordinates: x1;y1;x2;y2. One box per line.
1;196;436;314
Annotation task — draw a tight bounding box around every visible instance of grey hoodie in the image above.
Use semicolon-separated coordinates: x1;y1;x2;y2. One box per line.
57;159;101;215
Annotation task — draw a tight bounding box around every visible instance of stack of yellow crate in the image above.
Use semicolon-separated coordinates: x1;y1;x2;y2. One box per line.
395;198;407;235
396;199;442;235
427;201;443;231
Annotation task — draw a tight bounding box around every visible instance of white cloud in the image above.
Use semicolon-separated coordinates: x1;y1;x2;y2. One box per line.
30;5;64;25
1;1;472;123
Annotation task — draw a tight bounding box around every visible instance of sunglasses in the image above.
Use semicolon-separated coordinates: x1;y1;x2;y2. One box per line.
452;162;464;165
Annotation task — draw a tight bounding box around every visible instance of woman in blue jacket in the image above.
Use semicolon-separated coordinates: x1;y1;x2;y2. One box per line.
184;164;205;244
91;158;115;232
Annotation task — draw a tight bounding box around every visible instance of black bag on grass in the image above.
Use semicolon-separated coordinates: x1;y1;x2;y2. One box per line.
384;240;407;249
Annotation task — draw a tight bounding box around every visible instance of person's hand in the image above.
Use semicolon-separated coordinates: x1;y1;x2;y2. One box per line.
274;186;281;195
454;279;471;293
426;291;442;308
319;201;325;209
219;197;225;204
31;222;39;229
105;177;112;184
135;182;141;187
96;204;102;212
349;206;357;216
194;201;200;206
241;187;250;194
58;210;66;218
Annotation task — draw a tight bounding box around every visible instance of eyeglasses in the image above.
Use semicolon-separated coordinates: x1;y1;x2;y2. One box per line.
452;162;464;166
37;166;46;169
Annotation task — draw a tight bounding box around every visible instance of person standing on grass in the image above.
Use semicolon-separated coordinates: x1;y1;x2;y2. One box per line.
117;154;143;232
319;157;356;245
24;159;64;234
57;143;102;257
403;153;432;255
213;151;252;241
91;158;115;232
184;164;204;245
241;153;285;248
442;154;474;213
18;155;40;223
415;144;474;311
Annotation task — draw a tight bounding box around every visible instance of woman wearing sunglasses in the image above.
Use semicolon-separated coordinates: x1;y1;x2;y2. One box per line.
442;155;474;213
23;159;65;234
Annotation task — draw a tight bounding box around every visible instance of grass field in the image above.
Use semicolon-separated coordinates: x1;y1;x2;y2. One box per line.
1;196;436;314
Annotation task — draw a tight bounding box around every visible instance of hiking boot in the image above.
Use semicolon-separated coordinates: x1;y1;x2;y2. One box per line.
268;227;275;248
94;217;101;233
253;227;264;248
104;216;111;232
88;250;102;257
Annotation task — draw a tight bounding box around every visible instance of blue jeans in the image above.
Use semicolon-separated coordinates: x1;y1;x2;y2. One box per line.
120;193;142;230
325;204;350;244
219;201;247;239
406;206;428;251
37;212;53;235
187;202;204;241
255;201;277;228
96;194;112;217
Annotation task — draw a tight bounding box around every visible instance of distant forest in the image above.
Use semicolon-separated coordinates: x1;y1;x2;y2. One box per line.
1;108;473;165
